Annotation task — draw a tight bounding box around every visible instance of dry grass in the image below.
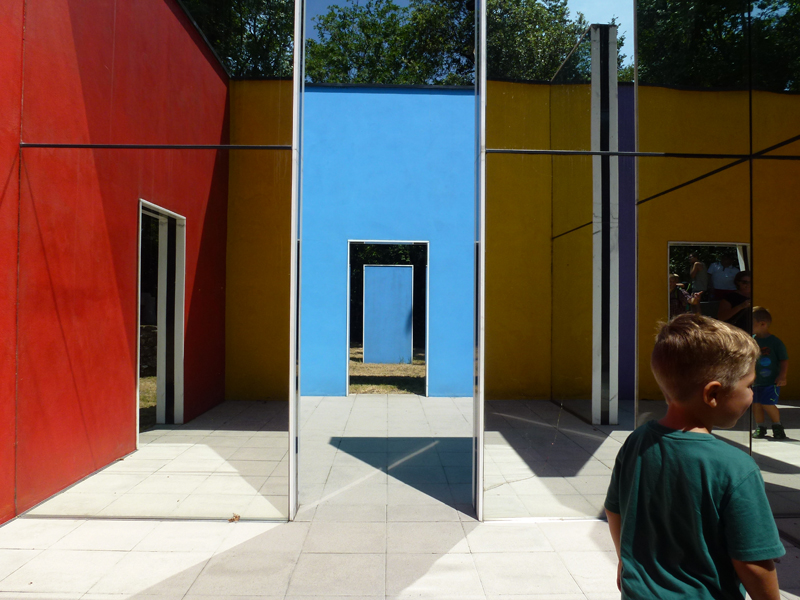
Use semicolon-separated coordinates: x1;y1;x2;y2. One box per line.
139;376;157;432
348;346;426;395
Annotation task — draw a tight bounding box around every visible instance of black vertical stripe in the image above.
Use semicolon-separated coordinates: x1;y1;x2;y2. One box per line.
600;27;611;425
165;218;176;425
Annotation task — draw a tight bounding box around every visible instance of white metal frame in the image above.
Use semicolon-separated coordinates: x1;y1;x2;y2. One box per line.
136;199;187;447
346;241;429;395
288;0;305;521
475;0;487;522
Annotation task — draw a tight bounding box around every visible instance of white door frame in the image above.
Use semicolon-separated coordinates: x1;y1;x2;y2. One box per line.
346;242;428;394
137;199;186;446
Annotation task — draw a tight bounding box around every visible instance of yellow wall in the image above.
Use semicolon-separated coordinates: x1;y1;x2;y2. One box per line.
752;160;800;400
226;80;293;400
637;88;800;401
484;81;594;399
484;82;552;399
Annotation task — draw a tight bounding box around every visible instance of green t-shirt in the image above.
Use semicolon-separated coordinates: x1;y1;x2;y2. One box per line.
605;421;785;600
754;334;788;387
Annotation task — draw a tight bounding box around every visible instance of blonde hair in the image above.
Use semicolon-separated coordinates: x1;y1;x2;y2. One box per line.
651;314;759;401
752;306;772;324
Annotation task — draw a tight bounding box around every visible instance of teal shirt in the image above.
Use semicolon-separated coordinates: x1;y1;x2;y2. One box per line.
605;422;785;600
754;334;788;387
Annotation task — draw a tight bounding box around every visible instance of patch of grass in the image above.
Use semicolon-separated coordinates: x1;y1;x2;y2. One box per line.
348;346;425;395
139;376;157;432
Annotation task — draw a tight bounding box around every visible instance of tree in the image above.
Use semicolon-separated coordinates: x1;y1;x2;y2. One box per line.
181;0;294;78
304;0;597;84
637;0;800;91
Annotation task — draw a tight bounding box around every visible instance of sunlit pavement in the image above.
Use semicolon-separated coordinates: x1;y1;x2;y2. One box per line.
0;514;798;599
3;395;798;598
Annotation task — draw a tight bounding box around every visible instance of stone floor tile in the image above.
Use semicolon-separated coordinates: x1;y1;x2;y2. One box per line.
51;519;158;551
287;553;385;596
0;518;82;549
558;550;619;596
87;550;211;595
473;552;583;596
25;493;117;518
215;522;309;555
134;521;235;553
96;493;188;518
386;553;483;597
303;521;386;553
169;494;255;519
464;522;553;553
129;473;210;495
0;549;124;593
537;520;616;553
387;521;469;554
312;503;386;522
187;549;296;597
387;504;460;522
0;548;41;580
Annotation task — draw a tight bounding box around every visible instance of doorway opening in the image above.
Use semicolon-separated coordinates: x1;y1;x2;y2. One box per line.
138;200;186;434
347;241;428;396
667;242;750;322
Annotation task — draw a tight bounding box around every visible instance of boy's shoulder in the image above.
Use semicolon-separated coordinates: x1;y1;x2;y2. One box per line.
621;421;759;480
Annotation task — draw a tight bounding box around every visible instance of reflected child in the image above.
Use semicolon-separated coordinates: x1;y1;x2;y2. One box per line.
752;307;789;440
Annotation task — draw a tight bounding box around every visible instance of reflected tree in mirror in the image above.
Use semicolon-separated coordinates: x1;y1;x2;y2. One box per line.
750;0;800;91
304;0;625;85
180;0;294;77
306;0;475;84
638;0;800;90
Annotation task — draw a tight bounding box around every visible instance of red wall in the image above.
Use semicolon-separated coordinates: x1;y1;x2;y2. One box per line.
11;0;229;516
0;0;24;523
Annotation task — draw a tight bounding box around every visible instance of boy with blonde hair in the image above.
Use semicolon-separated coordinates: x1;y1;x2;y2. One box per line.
751;307;789;440
605;314;784;600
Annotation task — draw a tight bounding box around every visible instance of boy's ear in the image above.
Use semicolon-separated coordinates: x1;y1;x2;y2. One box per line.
703;381;722;408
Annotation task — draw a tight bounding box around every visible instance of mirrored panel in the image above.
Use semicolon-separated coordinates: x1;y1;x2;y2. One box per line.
752;158;800;516
483;149;635;519
297;0;476;521
16;0;294;520
636;157;752;452
751;1;800;157
636;0;750;155
482;1;635;520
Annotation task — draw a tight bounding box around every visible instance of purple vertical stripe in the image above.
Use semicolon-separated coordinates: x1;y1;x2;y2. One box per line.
618;83;636;402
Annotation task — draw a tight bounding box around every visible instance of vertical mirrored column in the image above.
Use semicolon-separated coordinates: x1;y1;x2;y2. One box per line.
483;2;635;519
636;0;752;457
750;1;800;516
297;0;477;520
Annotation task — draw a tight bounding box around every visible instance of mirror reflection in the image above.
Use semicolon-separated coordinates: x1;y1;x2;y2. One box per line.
483;1;635;520
297;0;476;520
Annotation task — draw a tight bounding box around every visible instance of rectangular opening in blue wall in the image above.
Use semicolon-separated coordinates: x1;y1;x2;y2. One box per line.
348;242;428;395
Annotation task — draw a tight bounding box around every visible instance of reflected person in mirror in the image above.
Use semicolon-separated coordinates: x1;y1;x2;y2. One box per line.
669;274;701;319
752;307;789;440
689;252;709;300
605;314;784;600
708;254;740;301
718;271;752;331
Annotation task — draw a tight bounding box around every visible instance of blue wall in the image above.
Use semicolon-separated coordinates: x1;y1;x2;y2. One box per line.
301;86;475;396
363;266;413;364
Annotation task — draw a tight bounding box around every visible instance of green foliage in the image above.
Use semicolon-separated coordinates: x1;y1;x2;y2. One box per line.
637;0;800;91
181;0;294;78
306;0;595;84
487;0;587;81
